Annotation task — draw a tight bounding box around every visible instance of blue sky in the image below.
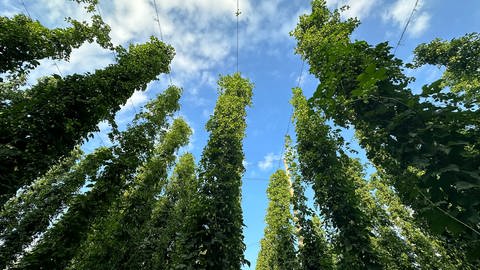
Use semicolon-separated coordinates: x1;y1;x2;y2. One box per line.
2;0;480;268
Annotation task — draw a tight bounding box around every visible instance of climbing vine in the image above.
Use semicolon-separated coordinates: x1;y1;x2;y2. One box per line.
256;169;297;270
285;136;334;270
292;87;382;269
192;73;253;269
292;0;480;262
0;37;175;205
1;0;479;268
14;86;182;269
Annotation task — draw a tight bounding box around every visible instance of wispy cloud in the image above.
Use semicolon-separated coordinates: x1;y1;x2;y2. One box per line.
3;0;309;156
202;109;213;120
243;0;309;49
120;90;149;112
0;0;21;17
6;0;308;104
382;0;430;37
326;0;380;20
258;153;281;171
26;43;113;86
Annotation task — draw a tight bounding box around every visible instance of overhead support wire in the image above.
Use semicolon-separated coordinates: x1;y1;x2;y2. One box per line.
277;0;421;168
393;0;420;55
152;0;164;41
152;0;173;86
236;0;241;73
391;0;480;238
278;0;418;170
419;192;480;237
82;3;112;147
21;0;64;78
53;62;64;77
21;0;31;19
93;2;139;118
276;59;305;170
20;1;107;148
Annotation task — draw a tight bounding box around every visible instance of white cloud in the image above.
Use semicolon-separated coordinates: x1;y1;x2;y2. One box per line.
97;120;110;131
0;0;20;17
13;0;114;86
26;0;91;28
8;0;240;84
258;153;281;171
26;43;113;85
120;90;148;112
383;0;431;37
5;0;303;95
2;0;311;136
160;0;241;20
62;45;113;74
243;1;305;47
183;72;216;107
106;0;156;44
408;12;430;37
326;0;379;19
202;109;212;119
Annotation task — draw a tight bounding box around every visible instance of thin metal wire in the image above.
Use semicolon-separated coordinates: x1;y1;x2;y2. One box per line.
94;2;138;117
89;3;124;145
276;60;306;169
21;0;31;19
236;0;241;73
21;1;108;148
97;132;108;146
151;0;173;86
53;62;63;77
391;0;480;238
152;0;164;41
19;0;35;89
419;190;480;237
95;3;104;19
393;0;419;55
22;0;65;78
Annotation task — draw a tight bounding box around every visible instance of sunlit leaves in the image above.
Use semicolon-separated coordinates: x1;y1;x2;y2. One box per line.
0;36;174;204
256;170;297;270
292;1;480;264
14;86;182;270
413;33;480;102
292;88;382;269
191;73;253;269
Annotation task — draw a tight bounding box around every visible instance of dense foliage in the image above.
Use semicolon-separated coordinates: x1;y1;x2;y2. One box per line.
0;147;112;269
292;0;480;263
1;31;174;204
186;73;253;269
285;137;334;270
292;88;382;269
11;85;182;269
256;170;297;270
2;0;479;268
413;33;480;101
70;116;191;269
370;173;465;269
144;153;198;269
0;13;111;74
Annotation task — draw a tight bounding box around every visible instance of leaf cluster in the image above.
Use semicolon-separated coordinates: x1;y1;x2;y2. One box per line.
292;0;480;263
